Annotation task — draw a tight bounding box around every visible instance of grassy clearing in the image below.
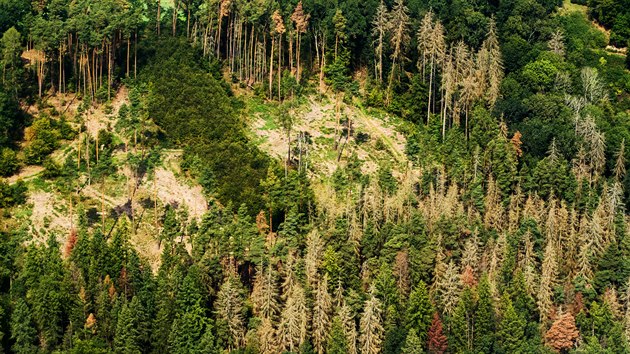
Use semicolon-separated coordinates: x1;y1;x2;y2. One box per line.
560;0;587;15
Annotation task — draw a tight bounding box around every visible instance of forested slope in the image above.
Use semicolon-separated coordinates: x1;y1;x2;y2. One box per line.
0;0;630;353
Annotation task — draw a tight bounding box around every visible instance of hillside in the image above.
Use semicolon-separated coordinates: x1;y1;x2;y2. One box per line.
2;0;630;353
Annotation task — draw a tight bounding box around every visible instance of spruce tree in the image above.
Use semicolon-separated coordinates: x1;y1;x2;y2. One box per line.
401;328;423;354
114;299;141;354
426;313;447;354
405;280;433;342
327;316;349;354
497;296;526;354
474;275;495;353
10;299;37;354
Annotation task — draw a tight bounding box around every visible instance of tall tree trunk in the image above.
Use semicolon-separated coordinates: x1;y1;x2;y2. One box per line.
278;33;282;100
126;36;130;77
157;0;161;35
269;36;274;99
296;32;301;82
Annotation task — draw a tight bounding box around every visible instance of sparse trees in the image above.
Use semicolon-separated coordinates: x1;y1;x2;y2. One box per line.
386;0;410;104
372;1;388;85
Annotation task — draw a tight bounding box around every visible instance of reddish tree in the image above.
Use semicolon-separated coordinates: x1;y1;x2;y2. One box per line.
544;312;579;352
64;228;78;257
427;312;448;354
461;265;477;288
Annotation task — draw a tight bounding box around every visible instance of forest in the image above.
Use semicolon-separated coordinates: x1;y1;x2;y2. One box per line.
0;0;630;353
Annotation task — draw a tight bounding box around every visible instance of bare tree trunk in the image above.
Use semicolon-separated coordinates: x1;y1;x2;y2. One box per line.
269;36;274;99
278;33;282;100
127;36;130;77
296;32;301;82
172;0;179;36
157;0;161;35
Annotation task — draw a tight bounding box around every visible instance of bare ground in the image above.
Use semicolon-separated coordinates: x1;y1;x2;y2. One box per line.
251;95;408;177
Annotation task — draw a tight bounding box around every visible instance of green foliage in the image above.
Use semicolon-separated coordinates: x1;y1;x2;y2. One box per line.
405;281;433;343
0;179;25;208
0;147;18;177
144;38;269;212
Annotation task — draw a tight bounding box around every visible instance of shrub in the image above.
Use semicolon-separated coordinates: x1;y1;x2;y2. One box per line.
0;148;19;176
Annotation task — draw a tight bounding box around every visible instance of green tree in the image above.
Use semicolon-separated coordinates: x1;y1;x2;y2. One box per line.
327;316;349;354
497;296;526;354
405;281;433;342
10;299;37;354
474;276;495;353
114;298;142;354
0;27;22;97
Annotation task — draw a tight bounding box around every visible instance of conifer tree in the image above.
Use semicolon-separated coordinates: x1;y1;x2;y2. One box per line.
427;312;447;354
251;263;280;320
114;299;142;354
359;286;385;354
497;296;526;354
327;316;349;354
290;1;309;82
450;288;474;353
436;260;461;316
10;299;37;354
539;240;558;323
478;19;503;105
544;311;579;352
401;328;423;354
372;1;388;84
475;275;495;353
215;275;245;349
313;274;332;354
277;282;309;352
336;296;358;354
405;280;433;342
386;0;410;104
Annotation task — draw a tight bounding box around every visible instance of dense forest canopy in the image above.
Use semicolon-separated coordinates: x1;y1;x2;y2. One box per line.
0;0;629;353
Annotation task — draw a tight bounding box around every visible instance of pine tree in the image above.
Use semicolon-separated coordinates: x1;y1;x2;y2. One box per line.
290;1;309;82
614;139;626;182
114;299;142;354
372;1;388;84
427;312;447;354
478;19;503;105
497;296;526;354
401;328;423;354
313;274;332;354
10;299;38;354
475;275;495;352
386;0;410;104
327;316;349;354
417;11;445;122
544;311;579;352
337;296;358;354
169;267;209;354
436;260;461;316
257;317;277;354
251;263;280;320
405;280;433;342
277;282;309;352
449;288;474;353
359;286;385;354
538;239;558;323
215;275;245;349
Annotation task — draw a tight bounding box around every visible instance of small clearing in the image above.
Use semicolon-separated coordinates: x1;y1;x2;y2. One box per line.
250;95;409;177
29;191;73;240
